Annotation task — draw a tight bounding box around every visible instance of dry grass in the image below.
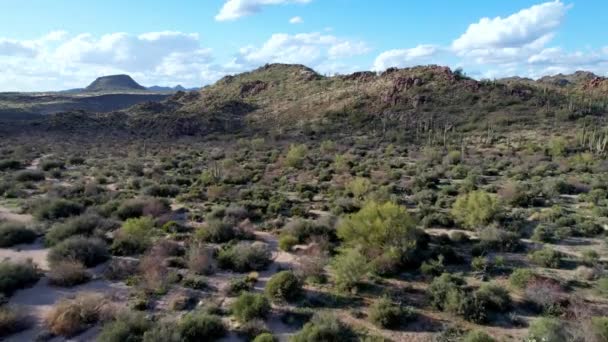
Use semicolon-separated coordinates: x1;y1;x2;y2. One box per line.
45;292;114;337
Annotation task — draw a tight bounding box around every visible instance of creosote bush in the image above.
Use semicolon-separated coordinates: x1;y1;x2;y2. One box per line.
48;236;109;267
45;292;111;337
217;242;271;272
97;311;150;342
0;260;40;296
265;271;302;302
231;292;271;322
291;313;356;342
34;199;84;220
111;216;155;255
48;260;90;287
0;222;37;247
451;190;499;229
368;296;412;329
179;311;226;342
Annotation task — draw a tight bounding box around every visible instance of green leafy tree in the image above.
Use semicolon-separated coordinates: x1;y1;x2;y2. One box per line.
285;144;308;168
331;247;370;291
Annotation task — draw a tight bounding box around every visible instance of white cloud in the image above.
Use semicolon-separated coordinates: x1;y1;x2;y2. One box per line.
452;0;569;52
372;45;440;71
235;32;369;70
289;16;303;24
216;0;312;21
0;39;38;57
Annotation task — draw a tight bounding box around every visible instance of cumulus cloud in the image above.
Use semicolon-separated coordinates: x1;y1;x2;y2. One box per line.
452;0;569;52
216;0;312;21
289;16;304;24
372;45;440;71
235;32;369;68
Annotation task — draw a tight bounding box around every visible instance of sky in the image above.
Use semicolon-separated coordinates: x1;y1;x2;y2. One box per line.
0;0;606;91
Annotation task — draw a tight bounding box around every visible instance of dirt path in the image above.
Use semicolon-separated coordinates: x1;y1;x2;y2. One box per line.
0;239;49;270
0;205;33;224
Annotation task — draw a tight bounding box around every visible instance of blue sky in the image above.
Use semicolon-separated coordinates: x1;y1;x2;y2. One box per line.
0;0;606;91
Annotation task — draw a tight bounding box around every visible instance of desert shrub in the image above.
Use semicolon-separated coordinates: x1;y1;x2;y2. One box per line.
282;218;336;244
179;312;226;342
531;223;555;242
187;244;216;275
103;258;139;281
337;201;422;270
182;275;208;290
509;268;535;289
474;283;510;312
470;256;490;273
0;306;29;337
527;317;567;342
597;277;608;297
48;236;109;267
0;159;21;171
40;159;64;171
279;234;299;251
45;214;112;246
347;177;372;199
226;276;256;296
115;197;170;220
34;199;84;220
0;260;39;296
529;247;561;268
368;296;412;329
217;242;271;272
445;289;486;323
525;279;565;315
451;191;499;229
462;330;495;342
285;144;308;168
428;273;466;310
291;313;356;342
97;311;151;342
196;219;246;243
476;226;520;252
45;292;109;337
48;260;90;287
143;184;180;198
15;170;44;182
139;248;174;294
590;317;608;342
498;181;531;207
232;292;270;322
0;222;36;247
331;247;370;291
420;256;446;277
142;321;182;342
265;271;302;302
581;249;600;266
253;332;276;342
111;217;155;256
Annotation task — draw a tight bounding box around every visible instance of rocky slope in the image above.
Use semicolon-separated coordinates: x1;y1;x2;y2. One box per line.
85;75;147;92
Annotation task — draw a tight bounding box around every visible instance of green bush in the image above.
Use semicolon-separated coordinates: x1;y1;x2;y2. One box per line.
527;317;567;342
337;201;422;269
115;197;170;220
15;170;44;182
596;277;608;297
0;260;40;296
451;191;499;229
278;234;298;251
179;312;226;342
368;296;412;329
331;247;370;291
462;330;495;342
428;273;465;310
40;159;64;171
217;242;271;272
509;268;535;289
48;260;90;287
0;306;29;337
591;317;608;342
253;332;276;342
231;292;270;322
529;247;561;268
34;199;84;220
265;271;302;302
111;217;155;256
45;214;111;246
285;144;308;168
143;184;180;198
196;219;246;243
48;236;109;267
98;312;151;342
0;159;22;171
142;321;182;342
0;222;36;247
474;283;510;312
291;313;356;342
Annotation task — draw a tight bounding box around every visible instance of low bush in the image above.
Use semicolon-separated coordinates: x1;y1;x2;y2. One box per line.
45;292;110;337
278;234;298;251
462;330;496;342
142;184;180;198
187;244;216;275
231;292;270;322
217;242;271;272
115;197;170;220
528;247;561;268
0;159;21;171
34;199;84;220
142;321;182;342
48;260;90;287
265;271;302;302
253;332;276;342
196;219;249;243
0;306;29;337
331;247;370;291
40;159;64;171
291;313;356;342
509;268;535;289
368;296;412;329
48;236;109;267
15;170;44;182
591;317;608;342
179;312;226;342
0;222;37;247
98;311;151;342
111;217;155;256
0;260;40;296
527;317;567;342
45;214;112;246
451;191;499;229
474;283;511;312
182;275;208;290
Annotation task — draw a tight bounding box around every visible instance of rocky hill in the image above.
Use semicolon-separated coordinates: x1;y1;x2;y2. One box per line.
85;75;147;92
15;64;608;138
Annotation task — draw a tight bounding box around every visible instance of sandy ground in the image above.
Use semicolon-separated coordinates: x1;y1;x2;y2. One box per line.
0;205;33;224
0;239;49;270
